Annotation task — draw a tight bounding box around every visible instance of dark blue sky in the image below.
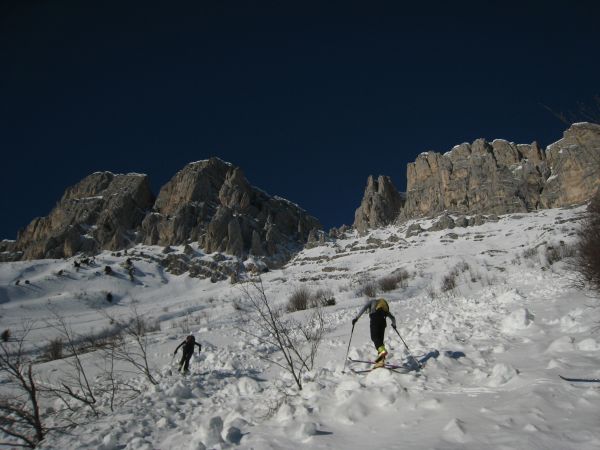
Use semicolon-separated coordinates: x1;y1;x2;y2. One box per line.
1;1;599;239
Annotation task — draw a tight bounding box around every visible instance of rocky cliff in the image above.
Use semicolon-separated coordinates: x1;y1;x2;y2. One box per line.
12;172;154;260
353;175;405;234
4;158;321;266
354;122;600;229
141;158;321;265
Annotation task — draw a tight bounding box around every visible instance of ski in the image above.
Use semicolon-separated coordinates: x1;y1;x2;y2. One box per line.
347;358;406;369
350;366;410;375
348;357;419;371
559;375;600;383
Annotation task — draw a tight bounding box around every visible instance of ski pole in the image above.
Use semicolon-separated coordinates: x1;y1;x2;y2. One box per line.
392;326;422;369
342;323;355;373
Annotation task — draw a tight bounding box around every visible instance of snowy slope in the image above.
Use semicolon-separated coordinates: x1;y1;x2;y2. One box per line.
1;205;599;449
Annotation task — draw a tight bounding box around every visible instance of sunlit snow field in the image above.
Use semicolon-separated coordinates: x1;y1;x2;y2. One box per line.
1;205;599;449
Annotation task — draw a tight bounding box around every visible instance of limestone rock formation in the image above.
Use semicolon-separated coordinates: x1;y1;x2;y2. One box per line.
400;122;600;220
540;122;600;208
12;172;154;260
141;158;321;265
353;175;405;233
5;158;321;267
351;123;599;233
401;139;550;218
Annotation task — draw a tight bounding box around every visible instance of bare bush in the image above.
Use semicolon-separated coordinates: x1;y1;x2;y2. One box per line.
237;279;325;391
356;280;378;298
287;287;311;312
469;269;482;283
440;273;457;293
0;322;46;448
573;192;600;293
544;95;600;126
545;242;577;266
378;276;399;292
454;261;470;273
425;286;438;301
43;307;99;417
522;247;539;260
378;269;410;292
44;338;64;361
100;302;159;385
313;288;336;307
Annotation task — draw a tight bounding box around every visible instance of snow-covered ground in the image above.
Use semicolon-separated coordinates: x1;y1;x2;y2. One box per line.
1;205;599;449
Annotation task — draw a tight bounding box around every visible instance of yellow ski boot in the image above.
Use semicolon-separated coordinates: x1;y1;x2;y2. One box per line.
374;346;388;368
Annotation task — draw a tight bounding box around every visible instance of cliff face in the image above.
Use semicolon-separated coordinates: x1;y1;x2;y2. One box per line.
5;158;321;265
353;122;600;229
353;175;405;234
4;123;599;261
540;123;600;208
141;158;321;263
402;139;550;218
13;172;154;260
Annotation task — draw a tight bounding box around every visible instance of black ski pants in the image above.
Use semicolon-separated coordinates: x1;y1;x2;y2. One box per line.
369;310;387;349
179;351;193;372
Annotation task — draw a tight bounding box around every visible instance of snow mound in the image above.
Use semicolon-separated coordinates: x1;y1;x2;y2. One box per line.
196;416;225;448
164;380;192;399
577;338;600;351
501;308;534;332
443;418;469;443
546;336;575;353
560;309;590;333
487;363;519;386
496;289;526;304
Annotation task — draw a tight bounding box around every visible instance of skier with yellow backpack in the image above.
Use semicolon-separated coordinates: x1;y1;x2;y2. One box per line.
352;298;397;368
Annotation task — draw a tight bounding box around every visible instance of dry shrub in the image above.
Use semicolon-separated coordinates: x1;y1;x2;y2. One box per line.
440;273;457;293
545;242;577;266
313;288;336;307
522;247;539;260
378;276;399;292
287;286;312;312
45;337;64;361
357;280;378;298
378;268;410;292
574;191;600;293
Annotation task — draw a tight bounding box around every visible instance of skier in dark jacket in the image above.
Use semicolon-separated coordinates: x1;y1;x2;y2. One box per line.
174;335;202;373
352;298;397;368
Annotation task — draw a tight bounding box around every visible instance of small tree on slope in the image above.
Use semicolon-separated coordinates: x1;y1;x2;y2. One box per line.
237;278;325;391
0;322;46;448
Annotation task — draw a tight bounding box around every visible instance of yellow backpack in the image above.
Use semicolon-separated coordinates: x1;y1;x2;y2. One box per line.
375;298;389;313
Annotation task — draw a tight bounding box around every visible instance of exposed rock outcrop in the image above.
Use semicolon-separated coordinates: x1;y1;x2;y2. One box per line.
401;123;599;219
4;158;321;267
402;139;550;218
353;175;405;234
353;123;600;232
12;172;154;260
540;122;600;208
141;158;321;266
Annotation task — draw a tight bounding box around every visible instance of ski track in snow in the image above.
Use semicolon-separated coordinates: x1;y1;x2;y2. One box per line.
1;206;600;449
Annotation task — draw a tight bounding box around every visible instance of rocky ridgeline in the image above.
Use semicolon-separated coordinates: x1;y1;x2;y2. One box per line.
3;158;321;268
353;122;600;233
